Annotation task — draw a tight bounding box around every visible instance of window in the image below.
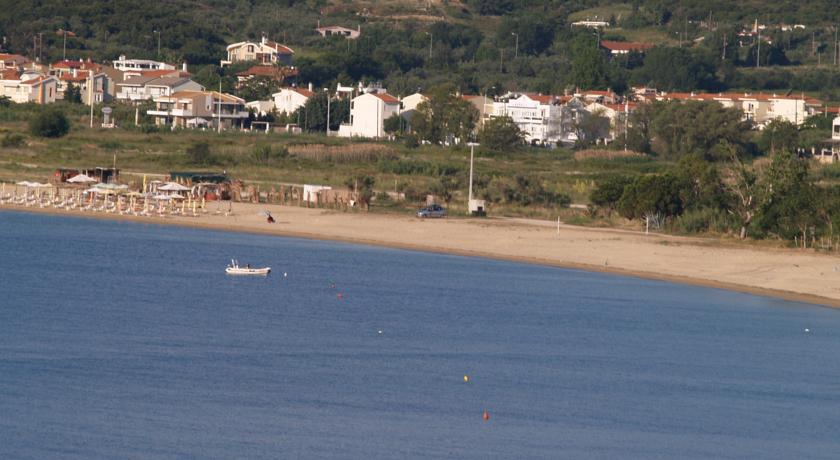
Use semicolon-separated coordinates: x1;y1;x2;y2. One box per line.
247;45;254;53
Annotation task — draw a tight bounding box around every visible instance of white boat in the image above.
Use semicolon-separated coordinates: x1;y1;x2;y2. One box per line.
225;259;271;276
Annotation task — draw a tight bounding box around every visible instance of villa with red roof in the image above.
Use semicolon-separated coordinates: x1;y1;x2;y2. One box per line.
272;86;316;115
222;37;294;67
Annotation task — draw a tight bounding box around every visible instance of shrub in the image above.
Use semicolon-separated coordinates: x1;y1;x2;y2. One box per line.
185;141;214;166
251;144;288;165
29;107;70;138
140;123;159;134
671;208;736;235
1;133;26;148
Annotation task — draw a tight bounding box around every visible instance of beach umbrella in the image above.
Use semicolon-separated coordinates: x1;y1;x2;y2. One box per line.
67;174;96;183
169;193;185;200
158;182;190;192
153;194;172;200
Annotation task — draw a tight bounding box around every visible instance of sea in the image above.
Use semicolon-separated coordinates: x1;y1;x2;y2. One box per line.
1;210;839;459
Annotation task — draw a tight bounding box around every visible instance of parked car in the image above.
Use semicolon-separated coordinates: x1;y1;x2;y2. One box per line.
417;204;446;218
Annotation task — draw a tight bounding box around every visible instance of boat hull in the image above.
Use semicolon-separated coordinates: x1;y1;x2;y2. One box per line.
225;267;271;276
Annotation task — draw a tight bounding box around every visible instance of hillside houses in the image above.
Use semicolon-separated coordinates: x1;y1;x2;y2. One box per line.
222;37;294;67
656;91;821;127
147;91;248;129
116;75;203;103
338;92;400;138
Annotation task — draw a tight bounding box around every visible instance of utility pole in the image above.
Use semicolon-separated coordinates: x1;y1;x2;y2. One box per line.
217;78;222;133
756;23;761;68
38;32;43;62
511;32;518;59
154;30;161;58
324;88;330;135
466;142;479;213
425;32;432;60
722;34;727;60
89;71;94;127
63;30;67;60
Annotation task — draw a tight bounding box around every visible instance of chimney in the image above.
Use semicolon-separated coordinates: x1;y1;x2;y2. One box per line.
73;68;77;78
308;82;313;92
182;62;188;72
261;35;267;45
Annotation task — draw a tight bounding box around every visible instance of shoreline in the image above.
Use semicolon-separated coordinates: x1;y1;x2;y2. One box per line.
3;202;839;309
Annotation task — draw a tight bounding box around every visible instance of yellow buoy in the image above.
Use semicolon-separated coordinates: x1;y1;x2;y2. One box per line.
463;375;469;383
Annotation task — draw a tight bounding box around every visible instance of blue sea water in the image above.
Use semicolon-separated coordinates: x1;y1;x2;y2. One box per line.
1;210;839;459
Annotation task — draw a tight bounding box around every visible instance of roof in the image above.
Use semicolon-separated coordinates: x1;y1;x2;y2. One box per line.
236;65;297;78
59;71;91;82
600;40;653;52
20;76;54;85
0;53;28;63
525;93;557;104
139;69;188;78
145;77;192;87
0;69;20;79
170;90;244;104
264;41;294;54
661;91;821;104
119;75;157;86
372;93;400;104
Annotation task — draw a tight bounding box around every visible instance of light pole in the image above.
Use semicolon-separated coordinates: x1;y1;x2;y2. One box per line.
425;32;433;60
466;142;479;208
154;30;161;58
324;88;331;135
511;32;519;59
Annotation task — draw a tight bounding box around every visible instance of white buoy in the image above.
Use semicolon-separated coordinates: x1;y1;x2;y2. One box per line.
283;272;287;277
378;330;383;334
805;328;810;333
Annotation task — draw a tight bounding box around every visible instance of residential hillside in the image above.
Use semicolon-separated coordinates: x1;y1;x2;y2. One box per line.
0;0;838;99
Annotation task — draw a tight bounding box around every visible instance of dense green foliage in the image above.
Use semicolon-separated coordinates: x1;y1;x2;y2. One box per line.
479;116;523;150
28;107;70;138
2;0;838;100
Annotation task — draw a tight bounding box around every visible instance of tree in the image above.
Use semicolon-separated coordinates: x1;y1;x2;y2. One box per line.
755;151;816;245
383;113;404;136
295;92;350;132
431;175;460;207
757;120;799;155
479;116;523;150
64;82;82;104
29;107;70;138
590;175;633;216
346;175;376;211
574;108;611;147
649;100;752;159
185;141;214;166
618;174;685;220
569;36;608;90
411;85;479;145
633;47;718;91
722;146;758;239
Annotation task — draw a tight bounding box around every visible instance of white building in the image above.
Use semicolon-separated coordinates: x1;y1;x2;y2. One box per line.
488;93;564;146
338;92;401;138
0;72;58;104
246;100;275;117
401;92;428;112
147;91;248;130
222;37;294;67
112;55;175;71
116;76;203;103
272;87;315;114
315;25;360;39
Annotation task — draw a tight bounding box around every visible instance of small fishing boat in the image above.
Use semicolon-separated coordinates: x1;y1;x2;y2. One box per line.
225;259;271;276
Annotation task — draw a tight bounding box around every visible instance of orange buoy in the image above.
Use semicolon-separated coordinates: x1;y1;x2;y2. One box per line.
483;410;490;421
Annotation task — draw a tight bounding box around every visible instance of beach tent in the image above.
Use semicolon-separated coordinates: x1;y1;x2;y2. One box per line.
94;183;129;191
67;174;96;183
158;182;190;192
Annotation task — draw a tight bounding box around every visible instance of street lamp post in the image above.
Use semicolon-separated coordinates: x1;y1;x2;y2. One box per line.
466;142;479;207
324;88;331;135
425;32;433;60
154;30;161;57
511;32;519;59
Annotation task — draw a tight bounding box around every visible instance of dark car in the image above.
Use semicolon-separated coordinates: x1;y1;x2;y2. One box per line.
416;204;446;218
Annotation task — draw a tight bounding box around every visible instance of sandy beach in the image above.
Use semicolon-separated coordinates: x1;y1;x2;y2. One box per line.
3;191;839;308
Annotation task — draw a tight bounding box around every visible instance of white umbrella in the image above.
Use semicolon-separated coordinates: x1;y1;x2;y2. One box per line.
67;174;97;183
168;193;185;200
153;194;173;200
16;181;35;187
158;182;191;192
